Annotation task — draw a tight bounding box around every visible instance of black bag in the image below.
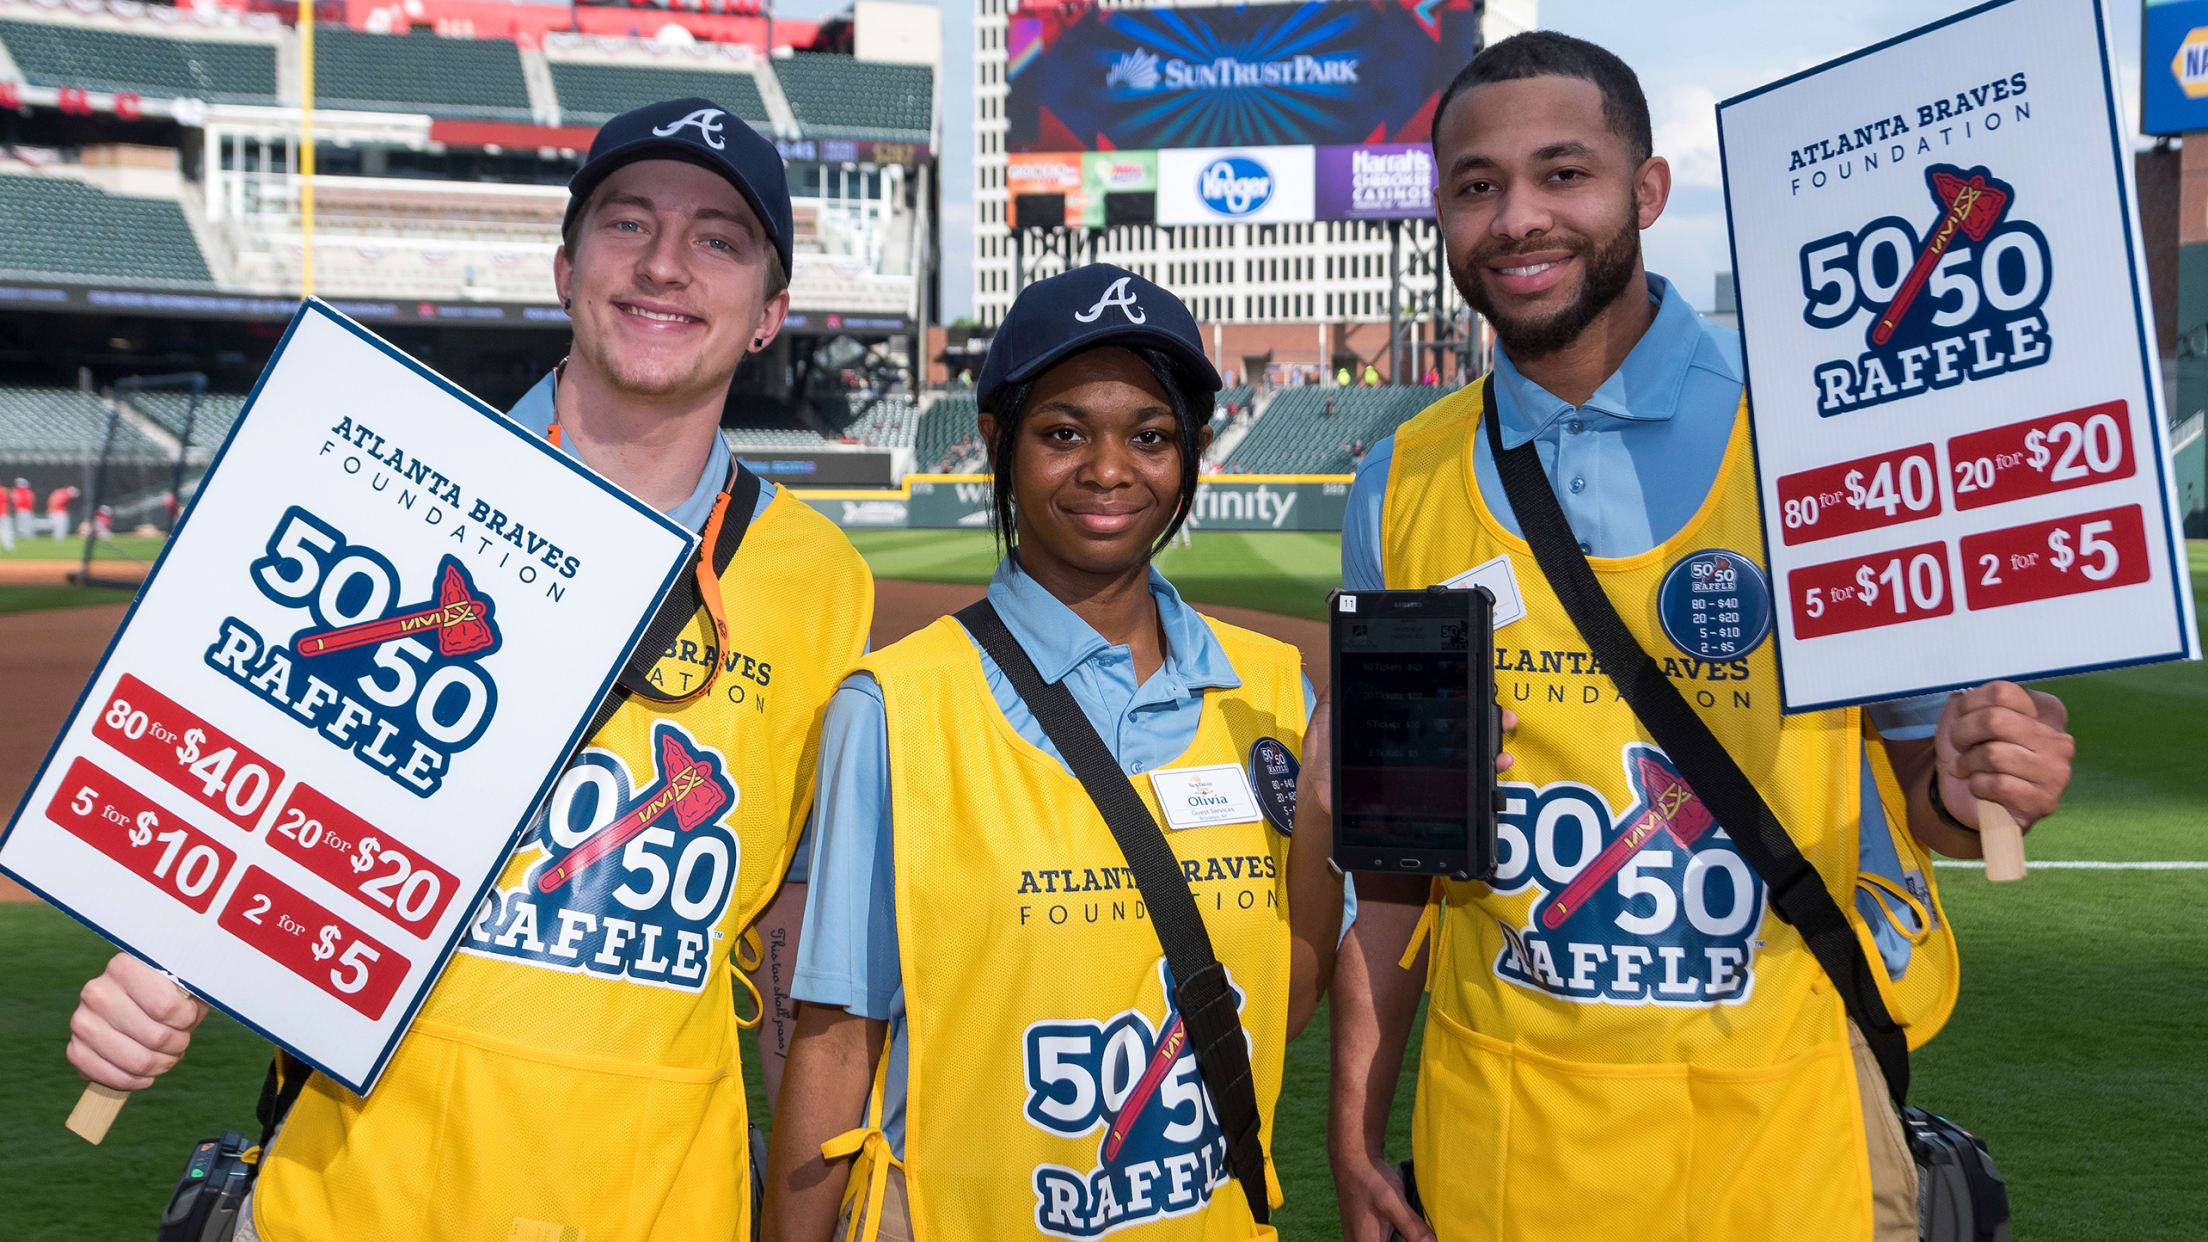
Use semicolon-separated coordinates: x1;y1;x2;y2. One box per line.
1905;1108;2013;1242
1481;384;2010;1242
156;1054;307;1242
957;599;1273;1227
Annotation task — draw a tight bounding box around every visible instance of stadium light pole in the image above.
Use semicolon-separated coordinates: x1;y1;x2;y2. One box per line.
299;1;316;298
1388;218;1403;382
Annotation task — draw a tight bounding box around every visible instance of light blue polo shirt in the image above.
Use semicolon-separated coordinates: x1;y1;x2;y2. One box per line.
509;369;809;882
507;369;771;531
795;554;1342;1156
1341;273;1943;977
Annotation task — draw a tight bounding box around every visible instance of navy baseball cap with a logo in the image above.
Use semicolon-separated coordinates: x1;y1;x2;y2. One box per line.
563;97;794;275
978;263;1222;413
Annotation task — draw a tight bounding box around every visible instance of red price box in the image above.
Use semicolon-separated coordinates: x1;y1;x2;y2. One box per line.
1774;443;1943;545
1959;504;2152;610
218;867;408;1020
266;782;458;938
45;756;238;914
1948;400;2136;511
94;674;284;833
1789;540;1955;639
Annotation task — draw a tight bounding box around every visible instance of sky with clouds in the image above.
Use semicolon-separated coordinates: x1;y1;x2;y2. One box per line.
781;0;2148;320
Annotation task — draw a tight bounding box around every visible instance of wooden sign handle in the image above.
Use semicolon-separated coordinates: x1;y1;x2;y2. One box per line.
67;1082;130;1144
1978;799;2026;883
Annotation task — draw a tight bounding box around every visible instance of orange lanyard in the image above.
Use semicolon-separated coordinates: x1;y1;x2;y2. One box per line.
548;419;732;705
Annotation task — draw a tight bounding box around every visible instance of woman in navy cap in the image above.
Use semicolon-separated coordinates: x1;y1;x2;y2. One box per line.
765;264;1347;1242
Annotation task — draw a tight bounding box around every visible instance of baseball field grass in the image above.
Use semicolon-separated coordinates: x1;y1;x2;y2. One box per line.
846;527;1349;621
0;534;167;564
1;534;2201;1240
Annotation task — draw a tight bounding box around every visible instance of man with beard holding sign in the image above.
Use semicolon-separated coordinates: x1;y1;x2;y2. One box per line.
1327;34;2078;1242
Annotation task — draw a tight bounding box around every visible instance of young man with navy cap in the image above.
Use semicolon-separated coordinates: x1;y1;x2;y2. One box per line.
763;263;1369;1242
65;98;875;1242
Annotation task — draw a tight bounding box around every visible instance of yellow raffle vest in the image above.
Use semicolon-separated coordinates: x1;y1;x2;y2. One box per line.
1379;380;1959;1242
841;613;1305;1242
255;488;874;1242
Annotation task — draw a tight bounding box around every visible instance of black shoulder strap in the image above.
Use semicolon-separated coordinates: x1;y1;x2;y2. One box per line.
1479;382;1912;1107
575;462;763;745
255;1051;308;1155
955;599;1272;1226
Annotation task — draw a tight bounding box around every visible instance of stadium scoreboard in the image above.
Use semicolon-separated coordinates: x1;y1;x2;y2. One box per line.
1003;0;1481;228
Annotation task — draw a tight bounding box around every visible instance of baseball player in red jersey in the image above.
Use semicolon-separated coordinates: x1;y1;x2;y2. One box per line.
45;484;79;540
9;478;31;540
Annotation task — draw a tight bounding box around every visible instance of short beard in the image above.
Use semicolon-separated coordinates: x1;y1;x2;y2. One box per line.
1455;215;1643;361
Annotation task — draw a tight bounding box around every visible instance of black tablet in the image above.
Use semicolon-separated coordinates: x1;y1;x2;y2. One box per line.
1329;586;1501;880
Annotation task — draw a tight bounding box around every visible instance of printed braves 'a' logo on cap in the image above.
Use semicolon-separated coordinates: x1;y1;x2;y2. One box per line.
1073;275;1146;325
652;107;728;150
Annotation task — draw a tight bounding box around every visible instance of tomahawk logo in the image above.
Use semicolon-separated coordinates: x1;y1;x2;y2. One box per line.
652;107;728;150
1487;744;1768;1006
207;508;505;797
463;720;742;992
1074;276;1147;325
1023;959;1245;1238
1800;163;2053;415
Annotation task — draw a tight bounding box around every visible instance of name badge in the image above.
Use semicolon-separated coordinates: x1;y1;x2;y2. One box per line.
1442;553;1528;629
1148;762;1263;831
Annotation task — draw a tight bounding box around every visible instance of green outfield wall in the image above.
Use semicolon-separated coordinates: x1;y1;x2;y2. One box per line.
790;474;1355;533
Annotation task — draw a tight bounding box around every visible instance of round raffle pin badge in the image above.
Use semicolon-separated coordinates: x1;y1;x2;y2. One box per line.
1248;737;1298;835
1657;549;1773;661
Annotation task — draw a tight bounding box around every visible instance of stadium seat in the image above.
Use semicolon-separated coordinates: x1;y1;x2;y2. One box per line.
314;28;532;121
836;394;920;448
0;19;279;105
0;386;168;462
0;174;212;286
772;53;933;141
549;61;771;127
722;426;833;450
1224;387;1433;474
915;396;978;471
122;390;248;450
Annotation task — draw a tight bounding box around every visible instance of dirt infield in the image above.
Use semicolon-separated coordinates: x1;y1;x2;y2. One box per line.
0;583;1324;903
0;560;147;586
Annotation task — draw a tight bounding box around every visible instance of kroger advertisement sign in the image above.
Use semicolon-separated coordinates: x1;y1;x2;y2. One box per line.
1158;146;1316;224
1008;0;1481;153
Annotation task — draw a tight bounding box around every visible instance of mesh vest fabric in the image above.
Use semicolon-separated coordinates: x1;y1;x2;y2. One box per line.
837;613;1305;1242
253;488;874;1242
1378;379;1958;1242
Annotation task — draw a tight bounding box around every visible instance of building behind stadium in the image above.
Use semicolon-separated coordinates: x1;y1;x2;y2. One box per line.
968;0;1536;387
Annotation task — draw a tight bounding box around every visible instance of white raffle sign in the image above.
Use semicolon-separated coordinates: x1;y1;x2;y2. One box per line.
0;302;692;1092
1718;0;2199;710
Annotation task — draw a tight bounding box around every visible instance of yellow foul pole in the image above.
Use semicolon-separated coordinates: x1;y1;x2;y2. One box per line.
299;2;315;298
